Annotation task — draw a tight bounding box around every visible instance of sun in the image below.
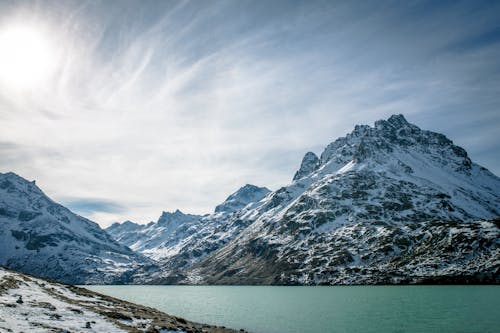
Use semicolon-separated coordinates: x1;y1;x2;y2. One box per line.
0;25;57;89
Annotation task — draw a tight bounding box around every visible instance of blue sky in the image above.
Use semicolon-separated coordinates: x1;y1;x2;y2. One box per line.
0;0;499;226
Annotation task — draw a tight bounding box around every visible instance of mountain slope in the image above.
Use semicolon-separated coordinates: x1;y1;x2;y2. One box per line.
0;172;147;284
118;114;499;285
194;219;499;285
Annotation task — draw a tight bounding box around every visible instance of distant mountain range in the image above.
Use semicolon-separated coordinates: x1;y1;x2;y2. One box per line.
2;114;499;284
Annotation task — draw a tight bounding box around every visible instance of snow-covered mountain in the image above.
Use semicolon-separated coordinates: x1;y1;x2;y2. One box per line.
106;185;270;263
0;172;147;284
106;210;202;260
109;114;499;284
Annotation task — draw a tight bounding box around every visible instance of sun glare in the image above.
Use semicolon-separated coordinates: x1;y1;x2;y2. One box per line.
0;25;57;89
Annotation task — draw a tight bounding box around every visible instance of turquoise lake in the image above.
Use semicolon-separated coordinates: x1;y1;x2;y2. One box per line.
84;285;500;333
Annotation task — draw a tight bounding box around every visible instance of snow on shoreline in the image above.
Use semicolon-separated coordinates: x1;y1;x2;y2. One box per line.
0;267;241;333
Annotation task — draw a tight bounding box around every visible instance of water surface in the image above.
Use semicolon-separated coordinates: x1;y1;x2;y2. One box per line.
84;285;499;333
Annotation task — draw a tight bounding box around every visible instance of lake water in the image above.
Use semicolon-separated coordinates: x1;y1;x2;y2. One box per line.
84;285;499;333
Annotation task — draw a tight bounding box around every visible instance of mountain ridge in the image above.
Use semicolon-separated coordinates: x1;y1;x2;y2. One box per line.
107;114;499;285
2;114;498;285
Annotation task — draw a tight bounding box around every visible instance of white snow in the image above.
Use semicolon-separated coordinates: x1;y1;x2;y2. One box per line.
0;269;125;332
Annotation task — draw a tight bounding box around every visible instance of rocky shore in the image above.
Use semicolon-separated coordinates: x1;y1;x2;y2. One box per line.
0;267;243;333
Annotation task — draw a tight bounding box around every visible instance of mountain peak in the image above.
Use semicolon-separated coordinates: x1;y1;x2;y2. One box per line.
317;114;476;173
374;114;416;131
121;220;140;228
106;220;141;233
215;184;271;213
1;171;39;190
240;184;263;191
157;209;199;227
293;152;320;181
387;114;409;126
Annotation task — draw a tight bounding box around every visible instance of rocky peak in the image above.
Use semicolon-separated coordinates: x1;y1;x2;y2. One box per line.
106;220;141;234
293;152;320;181
388;114;409;126
157;209;195;226
0;172;43;197
121;220;140;229
317;114;474;173
374;114;411;130
215;184;271;213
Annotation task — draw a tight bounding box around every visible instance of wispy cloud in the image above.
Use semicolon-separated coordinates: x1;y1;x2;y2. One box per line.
63;198;125;216
0;0;499;226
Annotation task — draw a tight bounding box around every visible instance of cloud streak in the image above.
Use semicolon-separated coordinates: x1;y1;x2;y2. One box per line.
63;198;126;216
0;0;499;226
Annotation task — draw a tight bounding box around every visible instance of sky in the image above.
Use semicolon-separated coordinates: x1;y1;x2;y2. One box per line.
0;0;499;227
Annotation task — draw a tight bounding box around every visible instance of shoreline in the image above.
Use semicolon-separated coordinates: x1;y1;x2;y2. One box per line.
0;267;245;333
